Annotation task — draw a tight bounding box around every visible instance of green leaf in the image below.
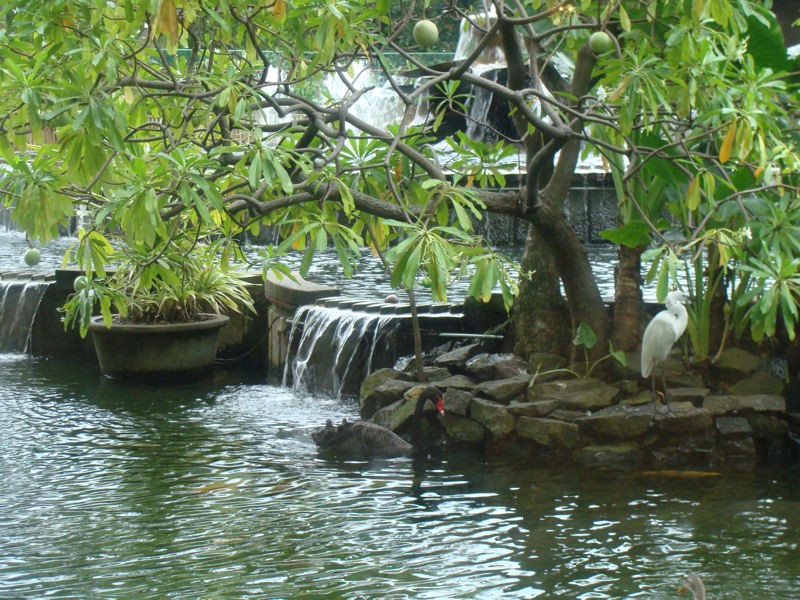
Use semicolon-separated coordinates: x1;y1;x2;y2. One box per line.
599;221;651;247
573;321;598;349
656;259;669;302
299;245;315;276
686;174;701;210
619;4;631;31
248;151;262;190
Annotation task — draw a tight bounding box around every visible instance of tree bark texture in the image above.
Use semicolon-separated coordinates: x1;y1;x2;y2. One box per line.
611;244;644;352
511;225;571;359
501;24;610;359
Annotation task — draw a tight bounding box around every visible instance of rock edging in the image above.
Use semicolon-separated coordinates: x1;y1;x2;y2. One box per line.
359;349;794;470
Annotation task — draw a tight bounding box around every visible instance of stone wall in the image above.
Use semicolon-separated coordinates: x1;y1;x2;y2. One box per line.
359;345;795;471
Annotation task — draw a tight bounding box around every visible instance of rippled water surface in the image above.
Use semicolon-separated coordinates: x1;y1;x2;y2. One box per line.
0;229;625;301
1;354;799;599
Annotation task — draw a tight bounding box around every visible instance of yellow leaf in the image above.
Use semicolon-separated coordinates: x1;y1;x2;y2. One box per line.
608;75;629;101
719;119;736;164
272;0;286;20
466;174;474;188
367;222;386;255
290;222;305;250
61;9;75;28
156;0;179;47
753;165;764;179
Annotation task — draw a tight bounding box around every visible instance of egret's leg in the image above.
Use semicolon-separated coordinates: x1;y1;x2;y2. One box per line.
661;366;673;414
649;373;660;416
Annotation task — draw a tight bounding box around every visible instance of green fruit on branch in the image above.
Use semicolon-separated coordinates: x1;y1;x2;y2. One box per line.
589;31;613;54
413;20;439;47
23;247;41;266
73;275;89;292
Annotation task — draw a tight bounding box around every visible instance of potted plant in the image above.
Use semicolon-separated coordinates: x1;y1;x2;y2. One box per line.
63;226;256;380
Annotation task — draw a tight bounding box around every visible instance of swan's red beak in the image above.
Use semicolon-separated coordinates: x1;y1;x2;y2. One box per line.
436;396;445;416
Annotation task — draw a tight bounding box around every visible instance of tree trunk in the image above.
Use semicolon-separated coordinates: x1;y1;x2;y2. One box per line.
511;224;571;360
707;244;727;358
611;244;644;351
528;197;609;362
498;24;608;362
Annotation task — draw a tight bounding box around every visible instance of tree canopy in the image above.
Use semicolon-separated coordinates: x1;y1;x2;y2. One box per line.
0;0;798;360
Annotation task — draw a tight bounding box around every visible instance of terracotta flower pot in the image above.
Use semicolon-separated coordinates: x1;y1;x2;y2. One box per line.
88;313;230;380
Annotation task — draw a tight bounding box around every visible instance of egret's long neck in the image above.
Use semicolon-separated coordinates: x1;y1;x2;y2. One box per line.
671;302;689;337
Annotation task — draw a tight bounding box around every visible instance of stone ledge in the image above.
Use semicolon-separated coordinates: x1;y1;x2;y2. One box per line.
517;417;580;448
529;377;619;411
576;409;652;440
356;346;794;470
264;271;340;310
703;394;786;415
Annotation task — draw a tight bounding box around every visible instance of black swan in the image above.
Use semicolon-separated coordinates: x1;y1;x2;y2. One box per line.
312;385;444;458
677;573;705;599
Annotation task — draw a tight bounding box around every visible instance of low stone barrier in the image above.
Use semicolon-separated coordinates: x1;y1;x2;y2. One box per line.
360;346;795;470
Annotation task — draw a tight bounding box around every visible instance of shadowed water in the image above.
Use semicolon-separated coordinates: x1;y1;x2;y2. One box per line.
1;354;799;599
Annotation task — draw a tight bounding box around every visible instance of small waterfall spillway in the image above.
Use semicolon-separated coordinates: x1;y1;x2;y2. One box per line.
282;299;465;397
0;273;51;353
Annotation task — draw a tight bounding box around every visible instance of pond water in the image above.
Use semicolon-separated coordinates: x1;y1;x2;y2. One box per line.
0;229;624;302
1;354;799;599
2;230;799;598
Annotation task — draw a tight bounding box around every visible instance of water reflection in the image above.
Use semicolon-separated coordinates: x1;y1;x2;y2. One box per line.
1;355;798;598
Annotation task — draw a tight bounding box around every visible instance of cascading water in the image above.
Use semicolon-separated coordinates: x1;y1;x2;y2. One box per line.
0;276;50;353
283;304;402;397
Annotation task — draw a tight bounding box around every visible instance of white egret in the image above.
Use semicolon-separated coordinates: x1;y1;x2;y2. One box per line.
641;290;688;404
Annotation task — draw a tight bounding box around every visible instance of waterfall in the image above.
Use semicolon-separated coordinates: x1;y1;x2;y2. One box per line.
283;304;400;397
464;71;499;144
0;277;50;353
